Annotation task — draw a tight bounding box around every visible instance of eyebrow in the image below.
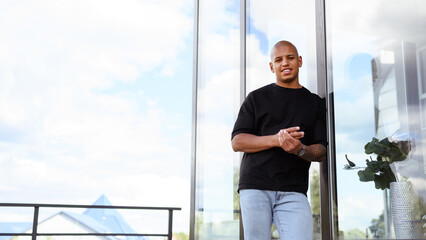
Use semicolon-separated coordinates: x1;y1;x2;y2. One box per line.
274;54;296;60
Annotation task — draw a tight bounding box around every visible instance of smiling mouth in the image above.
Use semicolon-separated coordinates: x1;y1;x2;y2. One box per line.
282;69;292;74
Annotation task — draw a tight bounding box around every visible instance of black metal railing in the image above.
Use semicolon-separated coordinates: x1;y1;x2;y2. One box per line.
0;202;181;240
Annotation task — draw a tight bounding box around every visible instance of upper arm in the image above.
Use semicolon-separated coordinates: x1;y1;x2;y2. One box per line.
231;96;256;140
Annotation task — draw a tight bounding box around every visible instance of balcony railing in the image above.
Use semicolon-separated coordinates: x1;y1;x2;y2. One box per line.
0;202;181;240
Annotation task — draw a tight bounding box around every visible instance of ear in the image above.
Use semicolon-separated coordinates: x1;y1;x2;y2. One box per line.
269;62;275;73
298;56;303;68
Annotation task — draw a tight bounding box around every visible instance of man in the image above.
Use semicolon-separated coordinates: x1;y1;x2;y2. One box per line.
231;40;327;240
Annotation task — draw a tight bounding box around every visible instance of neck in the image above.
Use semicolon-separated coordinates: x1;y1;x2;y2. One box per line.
276;79;302;89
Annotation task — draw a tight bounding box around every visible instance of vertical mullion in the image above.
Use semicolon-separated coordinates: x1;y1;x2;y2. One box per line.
240;0;246;101
316;0;338;239
240;0;246;239
189;0;200;239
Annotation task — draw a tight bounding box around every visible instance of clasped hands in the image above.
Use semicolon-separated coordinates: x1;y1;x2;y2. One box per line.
277;126;304;154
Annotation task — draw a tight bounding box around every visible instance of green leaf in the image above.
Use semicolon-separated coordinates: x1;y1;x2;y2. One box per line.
358;169;375;182
365;137;390;155
374;174;389;190
365;160;381;172
364;137;410;164
379;137;392;147
373;164;396;190
381;163;397;182
387;144;407;162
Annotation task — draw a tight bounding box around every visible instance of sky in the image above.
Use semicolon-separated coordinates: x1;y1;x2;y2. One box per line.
0;0;194;235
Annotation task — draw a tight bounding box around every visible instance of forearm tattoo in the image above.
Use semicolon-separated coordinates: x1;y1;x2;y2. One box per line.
305;144;326;162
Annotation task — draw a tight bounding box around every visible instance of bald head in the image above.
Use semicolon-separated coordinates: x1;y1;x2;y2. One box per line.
270;41;299;60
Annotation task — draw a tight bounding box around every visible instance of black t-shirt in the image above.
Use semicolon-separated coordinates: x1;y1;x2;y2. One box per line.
231;83;327;195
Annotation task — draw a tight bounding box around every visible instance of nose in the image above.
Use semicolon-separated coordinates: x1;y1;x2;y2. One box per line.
282;59;289;66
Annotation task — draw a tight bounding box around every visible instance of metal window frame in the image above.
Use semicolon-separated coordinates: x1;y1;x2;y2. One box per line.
315;0;339;240
189;0;199;239
239;1;246;239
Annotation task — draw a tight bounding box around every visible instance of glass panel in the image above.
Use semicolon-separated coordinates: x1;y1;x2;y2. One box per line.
328;0;426;239
194;0;241;239
246;0;319;94
246;0;321;239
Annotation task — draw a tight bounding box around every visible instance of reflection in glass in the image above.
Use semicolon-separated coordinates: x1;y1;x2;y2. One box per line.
328;0;426;238
194;0;241;239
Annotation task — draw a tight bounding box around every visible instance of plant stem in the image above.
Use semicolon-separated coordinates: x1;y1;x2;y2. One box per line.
390;163;399;181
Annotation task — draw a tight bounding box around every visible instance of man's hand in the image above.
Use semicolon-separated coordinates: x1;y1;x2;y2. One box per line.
277;126;327;162
277;126;304;154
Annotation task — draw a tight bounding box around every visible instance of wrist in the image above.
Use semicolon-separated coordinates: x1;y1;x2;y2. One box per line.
297;144;306;157
274;132;282;148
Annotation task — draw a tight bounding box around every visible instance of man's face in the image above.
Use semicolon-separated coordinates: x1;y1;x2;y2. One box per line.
269;44;302;84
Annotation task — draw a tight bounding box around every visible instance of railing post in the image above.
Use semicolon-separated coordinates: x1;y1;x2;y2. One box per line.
32;206;39;240
168;209;173;240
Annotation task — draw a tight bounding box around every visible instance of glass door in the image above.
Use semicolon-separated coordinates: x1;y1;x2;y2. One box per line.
327;0;426;238
245;0;321;238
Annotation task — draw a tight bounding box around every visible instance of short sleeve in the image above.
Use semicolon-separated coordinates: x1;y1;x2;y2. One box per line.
313;97;327;147
231;94;256;140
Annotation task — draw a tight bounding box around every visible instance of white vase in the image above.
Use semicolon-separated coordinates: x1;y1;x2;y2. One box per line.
390;181;418;239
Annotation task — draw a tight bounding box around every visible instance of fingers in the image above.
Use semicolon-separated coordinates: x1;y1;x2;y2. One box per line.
280;126;304;139
290;131;304;139
285;126;300;133
278;128;303;154
279;129;299;144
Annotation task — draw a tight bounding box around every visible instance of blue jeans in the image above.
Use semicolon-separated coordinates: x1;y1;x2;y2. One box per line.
239;189;313;240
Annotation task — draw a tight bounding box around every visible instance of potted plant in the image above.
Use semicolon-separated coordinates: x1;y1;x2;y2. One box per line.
344;136;410;190
344;136;419;238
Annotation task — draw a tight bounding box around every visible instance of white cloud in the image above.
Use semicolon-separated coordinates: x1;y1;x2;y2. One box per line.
0;0;192;87
101;173;191;233
246;34;274;92
0;0;193;233
334;79;376;131
198;68;240;121
0;0;193;160
330;0;426;44
198;0;238;34
338;193;384;231
249;0;315;41
198;29;240;84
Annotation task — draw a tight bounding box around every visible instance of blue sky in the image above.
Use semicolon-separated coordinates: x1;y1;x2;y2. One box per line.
0;0;194;234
